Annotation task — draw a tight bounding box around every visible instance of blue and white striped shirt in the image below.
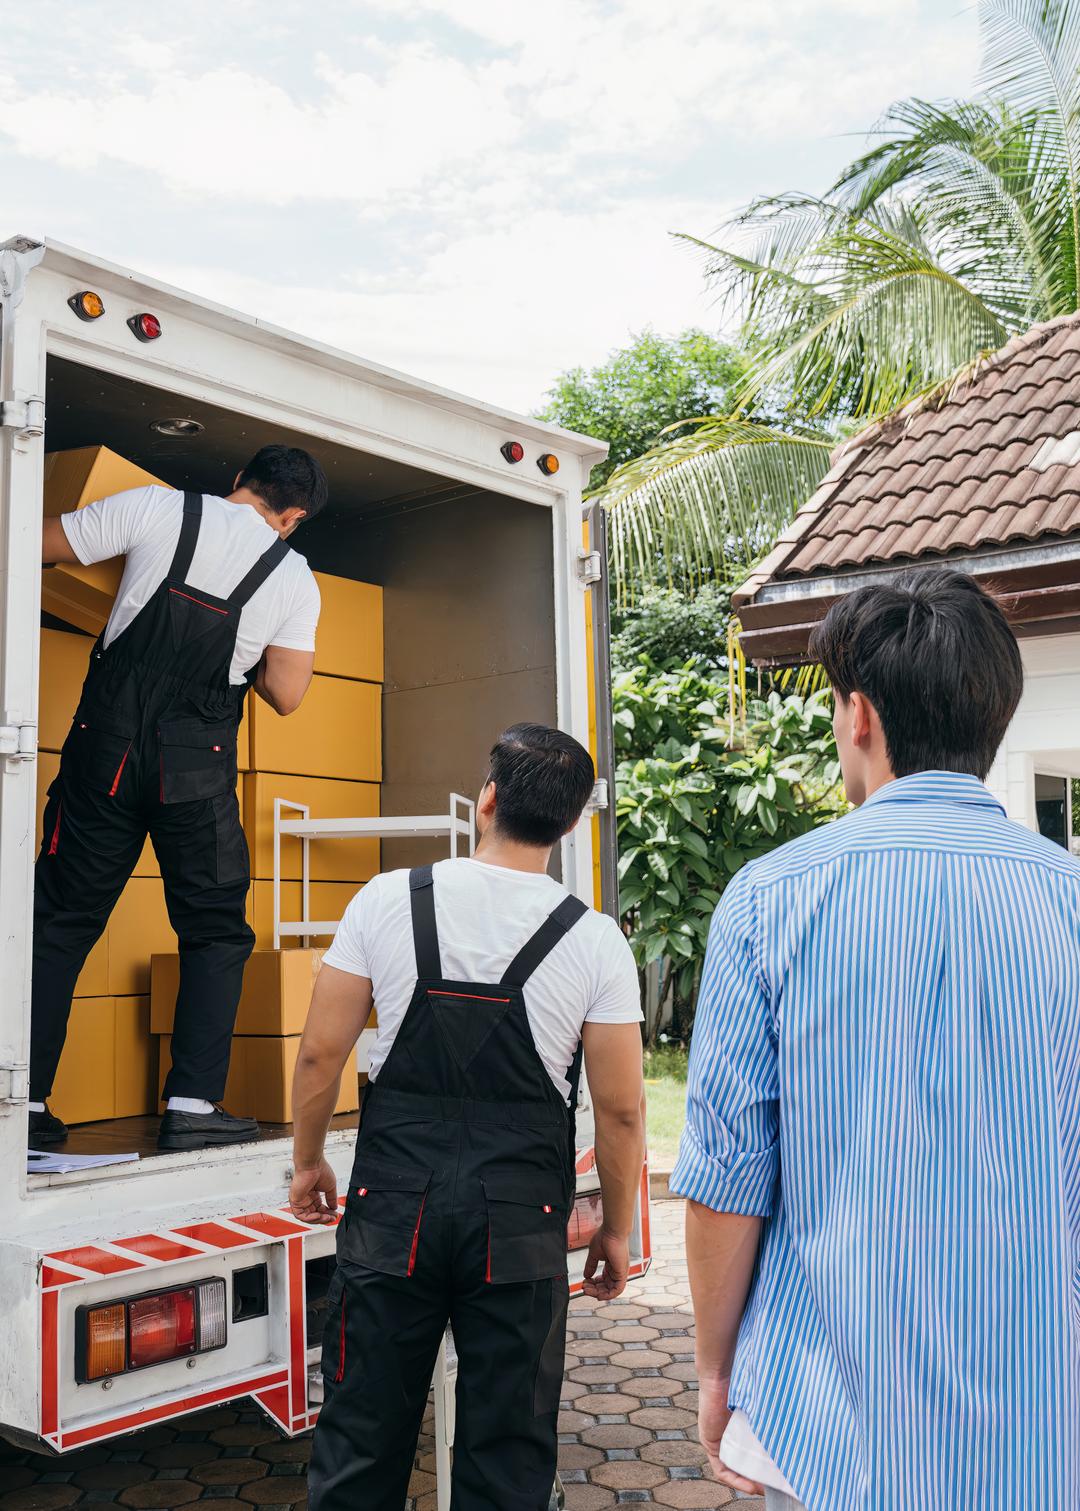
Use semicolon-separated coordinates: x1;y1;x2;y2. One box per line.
671;771;1080;1510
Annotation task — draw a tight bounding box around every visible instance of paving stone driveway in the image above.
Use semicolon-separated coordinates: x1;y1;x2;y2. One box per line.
0;1200;759;1510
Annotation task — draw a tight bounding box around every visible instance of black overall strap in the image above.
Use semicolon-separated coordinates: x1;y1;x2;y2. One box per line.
170;492;203;580
501;894;589;989
409;865;443;980
227;536;291;608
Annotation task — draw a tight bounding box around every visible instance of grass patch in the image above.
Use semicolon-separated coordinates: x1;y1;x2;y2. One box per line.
643;1044;689;1166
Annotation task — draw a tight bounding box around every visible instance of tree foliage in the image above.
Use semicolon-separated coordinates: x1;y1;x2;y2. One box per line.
535;329;750;488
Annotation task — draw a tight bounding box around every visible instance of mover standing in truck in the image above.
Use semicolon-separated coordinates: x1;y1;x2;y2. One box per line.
288;723;646;1511
30;445;326;1152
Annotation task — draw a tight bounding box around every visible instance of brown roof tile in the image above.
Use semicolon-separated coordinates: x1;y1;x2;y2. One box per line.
742;314;1080;594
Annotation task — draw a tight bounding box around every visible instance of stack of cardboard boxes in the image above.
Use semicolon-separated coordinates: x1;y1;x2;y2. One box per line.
38;446;383;1126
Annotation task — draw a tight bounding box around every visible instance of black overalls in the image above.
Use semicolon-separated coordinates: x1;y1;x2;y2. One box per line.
30;492;290;1103
309;864;588;1511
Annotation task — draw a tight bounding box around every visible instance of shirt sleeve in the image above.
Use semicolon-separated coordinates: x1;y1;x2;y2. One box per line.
59;486;164;564
322;882;373;978
267;570;320;653
585;919;644;1023
669;867;780;1216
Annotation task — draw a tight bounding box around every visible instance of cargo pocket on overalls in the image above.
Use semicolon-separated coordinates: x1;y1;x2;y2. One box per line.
321;1270;347;1383
212;791;249;885
533;1277;570;1416
158;720;236;803
63;709;136;795
341;1159;433;1278
482;1169;568;1284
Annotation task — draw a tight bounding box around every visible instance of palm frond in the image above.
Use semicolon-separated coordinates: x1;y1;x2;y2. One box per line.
591;419;832;601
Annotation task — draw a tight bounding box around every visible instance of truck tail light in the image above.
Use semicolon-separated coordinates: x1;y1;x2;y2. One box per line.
68;291;105;321
537;453;560;476
77;1278;227;1382
567;1191;603;1251
128;312;162;341
83;1303;125;1382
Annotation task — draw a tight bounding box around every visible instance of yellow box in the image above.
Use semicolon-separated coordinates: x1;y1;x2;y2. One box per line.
157;1033;360;1122
50;998;116;1124
38;628;93;752
248;675;381;784
108;879;176;996
312;573;383;683
114;996;157;1117
151;948;326;1037
248;880;361;950
42;447;166;635
243;772;379;882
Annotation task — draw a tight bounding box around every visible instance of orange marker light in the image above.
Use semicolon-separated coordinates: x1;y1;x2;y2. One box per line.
82;1302;126;1380
68;290;105;321
537;453;560;476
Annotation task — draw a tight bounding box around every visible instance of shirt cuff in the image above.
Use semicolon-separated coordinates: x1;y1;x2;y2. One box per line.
669;1121;778;1216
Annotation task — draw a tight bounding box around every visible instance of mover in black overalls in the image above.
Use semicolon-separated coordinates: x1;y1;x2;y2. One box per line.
289;723;647;1511
31;446;326;1151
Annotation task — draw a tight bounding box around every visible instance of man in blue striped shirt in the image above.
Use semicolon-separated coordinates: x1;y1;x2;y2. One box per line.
672;571;1080;1509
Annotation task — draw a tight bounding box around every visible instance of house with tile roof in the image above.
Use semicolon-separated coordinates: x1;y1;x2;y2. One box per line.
733;313;1080;843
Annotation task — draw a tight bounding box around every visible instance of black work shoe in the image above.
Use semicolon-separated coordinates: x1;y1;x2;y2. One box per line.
158;1105;260;1151
28;1104;68;1146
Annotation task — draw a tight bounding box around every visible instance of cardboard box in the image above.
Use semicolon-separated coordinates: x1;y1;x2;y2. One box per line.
243;772;380;882
248;880;362;950
114;997;157;1117
248;674;381;784
49;998;116;1124
42;447;166;635
108;879;176;996
313;573;383;683
157;1033;360;1122
151;948;326;1037
38;628;93;751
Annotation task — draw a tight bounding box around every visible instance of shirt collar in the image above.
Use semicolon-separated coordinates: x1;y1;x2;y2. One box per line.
860;770;1006;815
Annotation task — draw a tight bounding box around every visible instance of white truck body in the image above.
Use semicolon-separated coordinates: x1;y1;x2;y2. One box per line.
0;236;648;1455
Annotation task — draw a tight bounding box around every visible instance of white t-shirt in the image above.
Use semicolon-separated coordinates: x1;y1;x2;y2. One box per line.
61;486;320;686
721;1412;799;1497
324;857;643;1103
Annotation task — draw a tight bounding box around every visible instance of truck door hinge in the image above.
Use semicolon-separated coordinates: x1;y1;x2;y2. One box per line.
577;548;603;586
0;1065;29;1104
0;396;45;437
586;778;609;812
0;719;37;760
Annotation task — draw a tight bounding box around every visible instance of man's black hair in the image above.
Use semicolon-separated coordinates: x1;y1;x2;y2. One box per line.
808;569;1023;780
487;723;595;847
237;445;328;521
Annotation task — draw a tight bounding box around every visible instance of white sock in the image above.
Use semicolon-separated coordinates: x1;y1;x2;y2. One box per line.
167;1096;215;1115
28;1101;45;1113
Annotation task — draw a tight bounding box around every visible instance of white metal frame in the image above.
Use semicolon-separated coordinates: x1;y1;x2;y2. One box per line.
271;793;476;948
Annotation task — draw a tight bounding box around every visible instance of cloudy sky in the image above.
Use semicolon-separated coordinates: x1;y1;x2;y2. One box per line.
2;1;980;412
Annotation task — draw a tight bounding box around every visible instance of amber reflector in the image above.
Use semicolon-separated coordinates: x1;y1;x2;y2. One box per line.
83;1302;126;1380
68;291;105;321
537;453;560;476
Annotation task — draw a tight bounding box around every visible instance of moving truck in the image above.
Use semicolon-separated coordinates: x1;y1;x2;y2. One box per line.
0;237;649;1467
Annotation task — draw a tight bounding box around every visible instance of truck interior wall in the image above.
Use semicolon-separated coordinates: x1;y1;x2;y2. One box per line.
307;491;558;872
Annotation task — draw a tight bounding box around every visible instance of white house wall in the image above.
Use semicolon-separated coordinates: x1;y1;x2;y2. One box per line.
987;634;1080;829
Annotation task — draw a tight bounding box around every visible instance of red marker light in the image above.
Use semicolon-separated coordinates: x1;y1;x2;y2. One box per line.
537;453;560;476
500;440;525;464
128;312;162;342
68;291;105;321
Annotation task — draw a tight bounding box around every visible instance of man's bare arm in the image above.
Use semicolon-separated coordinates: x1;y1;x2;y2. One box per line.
289;965;373;1223
43;518;80;565
685;1200;762;1490
253;645;314;716
581;1021;646;1300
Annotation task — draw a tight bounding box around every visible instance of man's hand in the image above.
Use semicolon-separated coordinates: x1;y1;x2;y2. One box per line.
582;1226;629;1300
289;1158;339;1224
697;1375;764;1494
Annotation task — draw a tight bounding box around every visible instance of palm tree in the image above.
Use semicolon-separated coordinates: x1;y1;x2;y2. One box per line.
598;0;1080;593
